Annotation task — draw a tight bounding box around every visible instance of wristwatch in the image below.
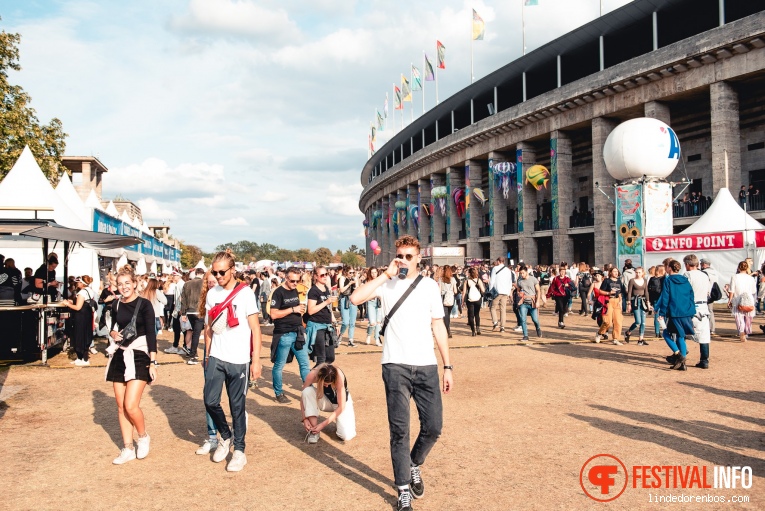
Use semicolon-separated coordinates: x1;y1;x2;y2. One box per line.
443;365;453;370
150;360;159;366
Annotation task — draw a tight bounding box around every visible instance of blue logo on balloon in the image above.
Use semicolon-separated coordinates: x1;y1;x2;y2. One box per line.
667;127;680;160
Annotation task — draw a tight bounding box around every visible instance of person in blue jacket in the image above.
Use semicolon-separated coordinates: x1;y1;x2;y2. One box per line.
654;259;696;371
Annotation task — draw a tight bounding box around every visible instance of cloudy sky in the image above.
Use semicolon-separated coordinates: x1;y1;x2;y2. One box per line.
1;0;632;252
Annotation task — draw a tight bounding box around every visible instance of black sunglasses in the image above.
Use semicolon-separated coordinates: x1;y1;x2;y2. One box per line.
288;279;300;284
317;273;328;277
396;254;415;261
211;268;231;277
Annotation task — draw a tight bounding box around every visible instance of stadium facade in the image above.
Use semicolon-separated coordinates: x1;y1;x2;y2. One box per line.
358;0;765;267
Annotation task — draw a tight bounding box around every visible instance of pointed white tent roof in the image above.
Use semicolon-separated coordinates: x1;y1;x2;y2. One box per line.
136;257;147;275
84;189;104;211
141;221;152;235
681;188;765;236
105;200;119;217
120;210;133;224
117;253;128;268
195;258;207;271
149;260;158;274
0;146;85;228
55;174;90;226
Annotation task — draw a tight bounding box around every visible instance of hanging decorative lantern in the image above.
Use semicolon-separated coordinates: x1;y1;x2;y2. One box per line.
493;161;517;199
432;186;448;215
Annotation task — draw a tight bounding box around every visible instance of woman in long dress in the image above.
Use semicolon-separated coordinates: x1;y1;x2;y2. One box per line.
728;260;756;342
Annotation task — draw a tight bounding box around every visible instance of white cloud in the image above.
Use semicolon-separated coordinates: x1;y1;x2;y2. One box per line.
169;0;302;43
135;198;177;220
104;158;225;202
221;216;249;226
261;191;288;202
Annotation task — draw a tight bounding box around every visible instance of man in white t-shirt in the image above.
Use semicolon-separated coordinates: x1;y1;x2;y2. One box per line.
203;252;262;473
351;235;452;511
682;254;711;369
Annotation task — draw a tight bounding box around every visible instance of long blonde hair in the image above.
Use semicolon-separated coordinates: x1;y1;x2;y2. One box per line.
314;363;340;405
198;270;214;317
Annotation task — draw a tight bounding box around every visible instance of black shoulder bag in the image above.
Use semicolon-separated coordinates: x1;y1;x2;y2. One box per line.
116;298;142;347
380;275;423;338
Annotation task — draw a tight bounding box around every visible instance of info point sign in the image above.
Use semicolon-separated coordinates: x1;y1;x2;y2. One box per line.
580;454;753;504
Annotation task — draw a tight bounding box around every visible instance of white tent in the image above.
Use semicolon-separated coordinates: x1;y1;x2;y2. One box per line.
645;188;765;287
0;147;99;289
150;260;158;275
55;174;91;226
105;201;120;217
195;258;207;271
84;189;104;212
117;253;128;268
136;257;147;275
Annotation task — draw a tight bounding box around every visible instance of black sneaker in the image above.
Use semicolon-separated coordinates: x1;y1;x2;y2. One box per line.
492;322;499;332
397;488;413;511
180;346;191;357
536;328;542;338
666;353;678;365
410;465;424;498
275;394;290;404
520;336;529;342
694;362;709;369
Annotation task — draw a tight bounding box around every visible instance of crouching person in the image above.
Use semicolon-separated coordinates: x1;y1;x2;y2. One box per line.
301;363;356;444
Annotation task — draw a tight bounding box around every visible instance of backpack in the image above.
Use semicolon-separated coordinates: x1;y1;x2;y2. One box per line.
467;279;481;302
441;280;455;307
701;270;722;303
648;276;663;301
539;272;550;286
621;269;636;289
578;272;592;290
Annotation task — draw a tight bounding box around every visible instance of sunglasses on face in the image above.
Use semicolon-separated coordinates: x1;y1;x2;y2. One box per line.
317;273;328;277
396;254;415;261
288;279;300;284
211;268;231;277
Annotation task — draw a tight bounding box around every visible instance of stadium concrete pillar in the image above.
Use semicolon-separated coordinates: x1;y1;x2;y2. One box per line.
407;183;418;239
395;189;406;244
592;117;617;266
644;101;671;126
466;160;484;259
381;195;390;263
418;178;431;247
488;151;509;261
517;142;537;264
710;81;741;196
551;130;573;264
447;167;462;244
431;173;446;246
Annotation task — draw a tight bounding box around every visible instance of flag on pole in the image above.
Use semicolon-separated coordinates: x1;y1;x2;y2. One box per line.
412;65;422;91
524;0;538;5
371;124;376;143
424;53;435;81
369;134;375;156
394;85;403;110
384;93;389;118
472;9;485;40
377;110;384;130
437;40;446;69
401;75;412;102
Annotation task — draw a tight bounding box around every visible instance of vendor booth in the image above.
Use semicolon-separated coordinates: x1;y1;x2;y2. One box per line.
644;188;765;286
0;219;142;362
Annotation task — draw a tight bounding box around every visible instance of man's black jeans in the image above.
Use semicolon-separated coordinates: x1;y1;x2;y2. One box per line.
382;363;443;487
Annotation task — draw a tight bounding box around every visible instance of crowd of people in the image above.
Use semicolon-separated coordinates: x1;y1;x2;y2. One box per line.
5;239;765;511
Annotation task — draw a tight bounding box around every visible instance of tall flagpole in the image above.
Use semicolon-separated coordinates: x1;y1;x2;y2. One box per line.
436;66;439;105
522;1;526;55
422;52;426;115
410;63;414;123
471;15;474;83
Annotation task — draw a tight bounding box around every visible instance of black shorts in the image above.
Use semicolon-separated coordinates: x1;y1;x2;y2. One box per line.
106;349;151;383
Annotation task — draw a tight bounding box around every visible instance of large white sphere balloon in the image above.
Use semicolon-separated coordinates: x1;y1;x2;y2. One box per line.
603;117;680;181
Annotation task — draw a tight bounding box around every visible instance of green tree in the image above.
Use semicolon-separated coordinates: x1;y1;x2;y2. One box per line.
0;22;67;184
179;241;203;269
312;247;333;265
341;251;364;268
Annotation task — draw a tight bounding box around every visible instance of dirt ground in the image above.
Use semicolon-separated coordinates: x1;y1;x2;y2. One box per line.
1;304;764;511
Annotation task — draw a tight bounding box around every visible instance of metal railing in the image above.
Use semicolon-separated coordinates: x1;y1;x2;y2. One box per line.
569;216;595;228
478;226;490;237
534;219;553;231
503;222;518;235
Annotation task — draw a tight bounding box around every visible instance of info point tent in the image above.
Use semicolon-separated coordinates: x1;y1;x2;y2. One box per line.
644;188;765;287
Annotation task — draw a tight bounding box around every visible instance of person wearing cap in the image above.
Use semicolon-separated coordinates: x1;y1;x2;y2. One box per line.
699;258;718;335
34;253;60;300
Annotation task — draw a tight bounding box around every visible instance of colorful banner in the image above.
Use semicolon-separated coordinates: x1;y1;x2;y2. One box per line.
394;86;402;110
412;65;422;91
424;54;435;81
615;184;644;268
384;93;388;118
488;158;494;237
401;75;412;102
437;40;446;69
376;110;384;130
516;148;524;232
92;210;180;262
472;9;485;40
646;232;744;252
525;0;539;6
643;181;673;236
755;231;765;248
550;139;559;230
464;165;471;239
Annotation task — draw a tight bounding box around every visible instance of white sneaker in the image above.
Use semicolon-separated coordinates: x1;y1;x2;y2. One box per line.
594;333;601;344
375;341;382;347
163;346;180;354
195;438;218;455
136;433;150;459
306;432;320;444
513;326;523;332
612;340;623;345
89;347;98;355
212;437;231;463
226;450;247;472
112;447;136;465
74;359;90;366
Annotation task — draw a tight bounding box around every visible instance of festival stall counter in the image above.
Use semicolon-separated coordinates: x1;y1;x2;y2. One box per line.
0;219;142;363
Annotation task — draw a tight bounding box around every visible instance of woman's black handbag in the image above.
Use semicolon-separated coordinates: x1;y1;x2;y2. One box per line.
118;299;142;346
326;325;339;347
